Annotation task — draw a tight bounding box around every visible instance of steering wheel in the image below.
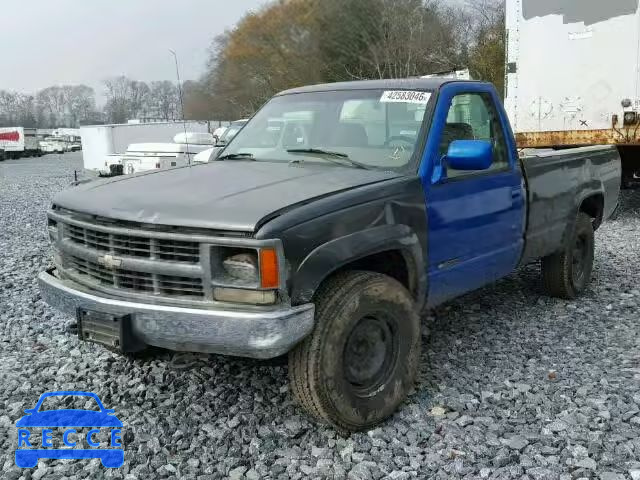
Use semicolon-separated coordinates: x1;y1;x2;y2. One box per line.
384;135;415;147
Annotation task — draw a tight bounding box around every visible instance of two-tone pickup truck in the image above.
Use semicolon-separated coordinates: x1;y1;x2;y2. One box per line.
39;78;621;431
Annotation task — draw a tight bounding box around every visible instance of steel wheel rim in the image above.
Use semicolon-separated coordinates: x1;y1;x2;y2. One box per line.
572;233;589;286
343;315;398;398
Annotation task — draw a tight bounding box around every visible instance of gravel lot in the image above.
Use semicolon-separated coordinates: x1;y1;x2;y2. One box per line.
1;153;640;480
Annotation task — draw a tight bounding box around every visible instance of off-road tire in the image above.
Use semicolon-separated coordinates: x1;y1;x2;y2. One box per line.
288;271;420;431
542;212;595;299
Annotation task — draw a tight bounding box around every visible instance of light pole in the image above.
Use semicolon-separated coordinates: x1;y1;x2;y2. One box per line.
169;49;190;165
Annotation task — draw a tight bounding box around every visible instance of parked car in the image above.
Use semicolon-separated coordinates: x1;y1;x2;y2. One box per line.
216;119;248;147
193;120;249;163
212;125;228;144
39;138;67;154
39;78;621;431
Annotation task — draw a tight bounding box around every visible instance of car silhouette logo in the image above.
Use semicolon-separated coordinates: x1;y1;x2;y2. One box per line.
15;391;124;468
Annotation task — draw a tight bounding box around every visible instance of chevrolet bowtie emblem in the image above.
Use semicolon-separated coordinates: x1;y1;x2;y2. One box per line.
98;255;123;269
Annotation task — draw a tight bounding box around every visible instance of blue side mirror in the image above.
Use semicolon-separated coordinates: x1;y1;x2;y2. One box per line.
445;140;494;171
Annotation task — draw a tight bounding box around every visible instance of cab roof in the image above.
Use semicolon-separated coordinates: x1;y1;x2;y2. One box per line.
277;78;477;96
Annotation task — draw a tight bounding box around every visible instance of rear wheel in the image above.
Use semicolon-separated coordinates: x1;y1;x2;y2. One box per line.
288;271;420;431
542;212;594;299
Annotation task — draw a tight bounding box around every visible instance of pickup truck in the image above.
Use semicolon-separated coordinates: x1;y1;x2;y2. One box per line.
39;78;621;431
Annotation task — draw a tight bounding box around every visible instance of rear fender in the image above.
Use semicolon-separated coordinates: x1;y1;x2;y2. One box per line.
568;186;604;238
558;188;604;251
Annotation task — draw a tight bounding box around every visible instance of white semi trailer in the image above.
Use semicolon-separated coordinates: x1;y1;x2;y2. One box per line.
0;127;41;159
80;121;210;174
505;0;640;187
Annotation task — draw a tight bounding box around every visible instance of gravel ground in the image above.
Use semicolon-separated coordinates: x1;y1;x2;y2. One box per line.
1;153;640;480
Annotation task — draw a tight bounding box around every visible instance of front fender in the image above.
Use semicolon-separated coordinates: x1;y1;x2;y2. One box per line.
290;224;426;307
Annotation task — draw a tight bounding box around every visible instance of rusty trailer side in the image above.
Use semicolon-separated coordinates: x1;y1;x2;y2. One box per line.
516;129;640;189
515;128;640;148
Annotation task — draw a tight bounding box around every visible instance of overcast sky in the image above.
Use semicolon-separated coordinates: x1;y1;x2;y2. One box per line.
0;0;266;98
2;0;467;101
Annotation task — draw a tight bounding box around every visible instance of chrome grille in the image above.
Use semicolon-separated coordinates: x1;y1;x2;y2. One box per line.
65;223;200;263
51;208;210;302
68;256;204;298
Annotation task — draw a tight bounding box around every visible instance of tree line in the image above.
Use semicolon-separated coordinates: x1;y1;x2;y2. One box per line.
0;85;97;129
183;0;505;120
0;78;181;128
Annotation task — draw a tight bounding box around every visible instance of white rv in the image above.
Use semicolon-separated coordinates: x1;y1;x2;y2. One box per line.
505;0;640;187
80;121;210;174
114;132;216;175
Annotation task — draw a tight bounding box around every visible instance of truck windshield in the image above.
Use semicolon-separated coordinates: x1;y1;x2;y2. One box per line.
220;89;432;170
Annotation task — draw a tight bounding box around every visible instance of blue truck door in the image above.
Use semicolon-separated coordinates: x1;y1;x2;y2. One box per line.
420;85;525;306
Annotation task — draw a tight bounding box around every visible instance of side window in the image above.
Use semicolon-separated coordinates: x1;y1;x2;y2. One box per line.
439;92;510;178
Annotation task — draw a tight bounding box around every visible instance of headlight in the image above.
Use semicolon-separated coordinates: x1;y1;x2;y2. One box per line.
210;246;281;305
222;252;258;282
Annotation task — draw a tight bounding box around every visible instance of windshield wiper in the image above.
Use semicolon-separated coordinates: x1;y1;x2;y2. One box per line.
286;148;369;170
217;152;255;161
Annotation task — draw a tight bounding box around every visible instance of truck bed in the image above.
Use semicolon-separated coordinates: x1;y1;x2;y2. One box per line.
519;146;622;263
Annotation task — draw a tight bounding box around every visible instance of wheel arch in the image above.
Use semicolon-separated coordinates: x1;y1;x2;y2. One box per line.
290;224;426;308
578;192;605;230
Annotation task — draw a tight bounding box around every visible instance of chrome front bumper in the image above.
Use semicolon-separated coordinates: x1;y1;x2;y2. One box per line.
38;270;315;359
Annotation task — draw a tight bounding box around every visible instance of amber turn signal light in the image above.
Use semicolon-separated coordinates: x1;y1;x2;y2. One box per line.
259;248;279;289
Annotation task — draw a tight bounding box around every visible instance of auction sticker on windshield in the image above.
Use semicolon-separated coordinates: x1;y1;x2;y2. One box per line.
380;90;431;104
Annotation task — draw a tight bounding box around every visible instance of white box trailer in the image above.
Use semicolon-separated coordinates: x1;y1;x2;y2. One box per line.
505;0;640;187
80;121;210;173
0;127;41;159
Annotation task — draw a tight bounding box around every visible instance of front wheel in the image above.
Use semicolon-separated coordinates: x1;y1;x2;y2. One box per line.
542;212;595;299
288;271;421;431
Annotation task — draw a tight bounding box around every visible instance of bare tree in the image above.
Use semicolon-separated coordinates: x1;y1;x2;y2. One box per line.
149;81;179;120
104;76;131;123
128;80;152;119
464;0;506;96
363;0;461;78
35;85;96;127
103;76;151;123
61;85;96;126
36;86;66;124
0;91;37;127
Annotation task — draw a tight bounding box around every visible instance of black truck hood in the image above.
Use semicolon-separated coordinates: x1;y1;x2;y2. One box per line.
54;162;401;232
